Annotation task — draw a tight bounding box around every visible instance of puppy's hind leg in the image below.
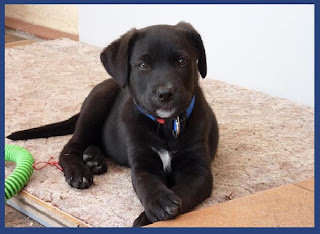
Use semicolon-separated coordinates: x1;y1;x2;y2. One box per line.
133;212;151;227
59;79;120;189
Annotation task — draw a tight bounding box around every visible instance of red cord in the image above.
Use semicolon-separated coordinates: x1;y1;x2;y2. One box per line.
33;156;63;171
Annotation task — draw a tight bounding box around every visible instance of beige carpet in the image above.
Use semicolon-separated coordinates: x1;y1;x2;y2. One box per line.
5;39;314;227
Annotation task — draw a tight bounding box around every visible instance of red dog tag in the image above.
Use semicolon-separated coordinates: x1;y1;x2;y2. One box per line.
156;118;165;124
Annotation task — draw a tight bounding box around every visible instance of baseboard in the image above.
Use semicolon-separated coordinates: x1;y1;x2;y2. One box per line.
5;16;79;41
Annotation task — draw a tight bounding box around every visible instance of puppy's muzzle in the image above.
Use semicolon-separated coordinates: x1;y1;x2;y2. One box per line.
155;86;175;103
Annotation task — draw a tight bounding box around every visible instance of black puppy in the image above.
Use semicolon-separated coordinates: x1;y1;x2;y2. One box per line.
8;22;219;227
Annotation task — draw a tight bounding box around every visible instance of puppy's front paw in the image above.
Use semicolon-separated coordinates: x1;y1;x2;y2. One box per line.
64;163;93;189
145;191;182;223
83;146;107;175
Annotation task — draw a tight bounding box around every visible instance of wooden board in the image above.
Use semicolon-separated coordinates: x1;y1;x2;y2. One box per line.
6;190;91;227
5;40;36;49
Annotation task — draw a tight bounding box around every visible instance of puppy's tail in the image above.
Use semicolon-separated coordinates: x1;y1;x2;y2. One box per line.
6;114;79;141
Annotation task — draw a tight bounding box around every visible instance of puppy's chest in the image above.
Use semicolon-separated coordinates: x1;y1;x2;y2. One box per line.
151;147;176;173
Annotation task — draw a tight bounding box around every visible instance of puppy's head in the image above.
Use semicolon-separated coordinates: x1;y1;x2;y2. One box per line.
100;22;207;119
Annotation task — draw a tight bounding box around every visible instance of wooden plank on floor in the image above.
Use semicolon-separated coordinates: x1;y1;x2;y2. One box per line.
5;33;26;43
5;40;36;49
148;178;314;227
6;190;91;227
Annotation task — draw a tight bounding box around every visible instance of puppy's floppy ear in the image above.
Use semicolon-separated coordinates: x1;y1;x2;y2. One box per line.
176;22;207;78
100;28;137;88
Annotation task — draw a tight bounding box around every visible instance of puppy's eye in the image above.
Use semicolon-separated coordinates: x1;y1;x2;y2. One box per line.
179;58;188;65
138;62;149;70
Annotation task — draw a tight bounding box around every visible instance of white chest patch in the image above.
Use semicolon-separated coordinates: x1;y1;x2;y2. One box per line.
151;147;172;173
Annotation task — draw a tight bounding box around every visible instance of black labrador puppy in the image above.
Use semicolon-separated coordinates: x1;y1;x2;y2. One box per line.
8;22;219;227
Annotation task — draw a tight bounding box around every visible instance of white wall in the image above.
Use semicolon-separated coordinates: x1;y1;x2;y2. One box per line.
6;5;78;34
79;4;314;107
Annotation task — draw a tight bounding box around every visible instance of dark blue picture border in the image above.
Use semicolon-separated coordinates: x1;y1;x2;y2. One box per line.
314;0;319;231
0;0;5;231
1;0;318;234
2;0;318;4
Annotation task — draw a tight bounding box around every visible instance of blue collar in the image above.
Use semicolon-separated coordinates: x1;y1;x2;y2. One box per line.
135;95;196;137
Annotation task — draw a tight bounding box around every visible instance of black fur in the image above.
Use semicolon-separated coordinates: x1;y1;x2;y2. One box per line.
7;114;79;140
8;22;219;227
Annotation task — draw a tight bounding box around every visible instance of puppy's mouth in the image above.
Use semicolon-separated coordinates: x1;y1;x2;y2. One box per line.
137;95;193;119
149;98;192;119
156;108;177;119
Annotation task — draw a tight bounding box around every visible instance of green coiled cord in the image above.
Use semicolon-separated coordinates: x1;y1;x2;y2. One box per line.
5;145;34;202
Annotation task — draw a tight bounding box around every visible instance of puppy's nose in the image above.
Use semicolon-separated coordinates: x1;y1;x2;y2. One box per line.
156;86;174;102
